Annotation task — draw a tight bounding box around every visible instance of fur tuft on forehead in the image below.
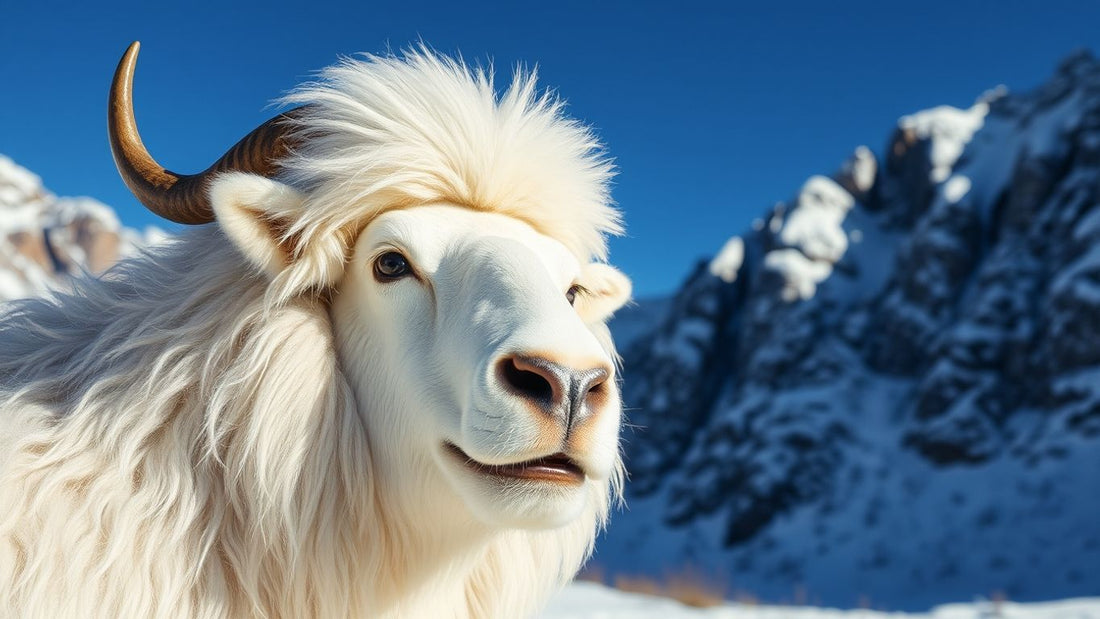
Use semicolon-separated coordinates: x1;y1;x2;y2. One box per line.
276;47;622;263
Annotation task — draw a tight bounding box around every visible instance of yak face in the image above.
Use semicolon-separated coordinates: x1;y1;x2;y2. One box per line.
210;172;630;530
331;204;630;529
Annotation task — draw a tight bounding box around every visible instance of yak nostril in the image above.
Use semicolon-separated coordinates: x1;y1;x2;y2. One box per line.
578;368;608;399
498;356;560;407
571;367;608;417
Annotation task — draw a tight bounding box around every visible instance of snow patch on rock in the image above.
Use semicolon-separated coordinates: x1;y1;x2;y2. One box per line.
899;101;989;183
709;236;745;283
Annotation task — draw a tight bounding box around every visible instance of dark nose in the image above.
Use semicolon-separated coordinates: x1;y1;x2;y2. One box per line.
497;354;610;429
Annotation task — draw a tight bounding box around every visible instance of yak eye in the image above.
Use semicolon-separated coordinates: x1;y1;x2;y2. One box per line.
374;251;411;281
566;284;584;306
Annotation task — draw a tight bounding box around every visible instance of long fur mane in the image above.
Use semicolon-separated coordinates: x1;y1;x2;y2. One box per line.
268;47;620;303
0;47;623;618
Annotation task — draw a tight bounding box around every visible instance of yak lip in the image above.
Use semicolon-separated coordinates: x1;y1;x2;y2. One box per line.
444;442;586;485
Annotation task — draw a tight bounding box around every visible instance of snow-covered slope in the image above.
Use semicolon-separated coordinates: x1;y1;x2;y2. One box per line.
545;582;1100;619
0;154;162;302
600;52;1100;610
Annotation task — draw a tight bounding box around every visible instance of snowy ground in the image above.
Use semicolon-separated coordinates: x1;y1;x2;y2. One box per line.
544;582;1100;619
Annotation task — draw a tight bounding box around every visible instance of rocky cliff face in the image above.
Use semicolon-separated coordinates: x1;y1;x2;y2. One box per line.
0;155;160;302
599;52;1100;609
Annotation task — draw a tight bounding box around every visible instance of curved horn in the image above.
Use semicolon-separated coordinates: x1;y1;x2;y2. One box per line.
108;41;307;224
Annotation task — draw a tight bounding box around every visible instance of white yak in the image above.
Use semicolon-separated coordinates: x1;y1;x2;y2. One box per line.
0;42;631;618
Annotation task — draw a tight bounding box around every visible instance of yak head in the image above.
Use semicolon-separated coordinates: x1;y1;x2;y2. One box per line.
109;42;631;532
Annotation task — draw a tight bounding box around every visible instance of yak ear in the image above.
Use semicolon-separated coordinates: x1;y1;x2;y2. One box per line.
574;263;632;323
209;172;307;278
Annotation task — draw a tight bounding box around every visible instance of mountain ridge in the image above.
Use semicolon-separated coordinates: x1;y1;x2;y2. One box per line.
598;50;1100;610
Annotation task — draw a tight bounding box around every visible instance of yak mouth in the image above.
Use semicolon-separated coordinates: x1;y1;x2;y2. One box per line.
444;442;586;485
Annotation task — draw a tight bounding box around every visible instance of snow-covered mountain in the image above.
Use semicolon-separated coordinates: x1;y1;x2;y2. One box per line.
0;154;162;301
599;52;1100;610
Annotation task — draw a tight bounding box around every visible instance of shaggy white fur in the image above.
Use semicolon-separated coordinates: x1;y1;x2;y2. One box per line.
261;47;620;304
0;48;629;618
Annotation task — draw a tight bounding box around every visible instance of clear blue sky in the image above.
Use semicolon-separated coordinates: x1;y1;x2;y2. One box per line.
3;0;1099;296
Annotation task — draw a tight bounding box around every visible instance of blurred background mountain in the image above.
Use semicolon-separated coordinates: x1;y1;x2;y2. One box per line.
0;154;161;301
592;51;1100;609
